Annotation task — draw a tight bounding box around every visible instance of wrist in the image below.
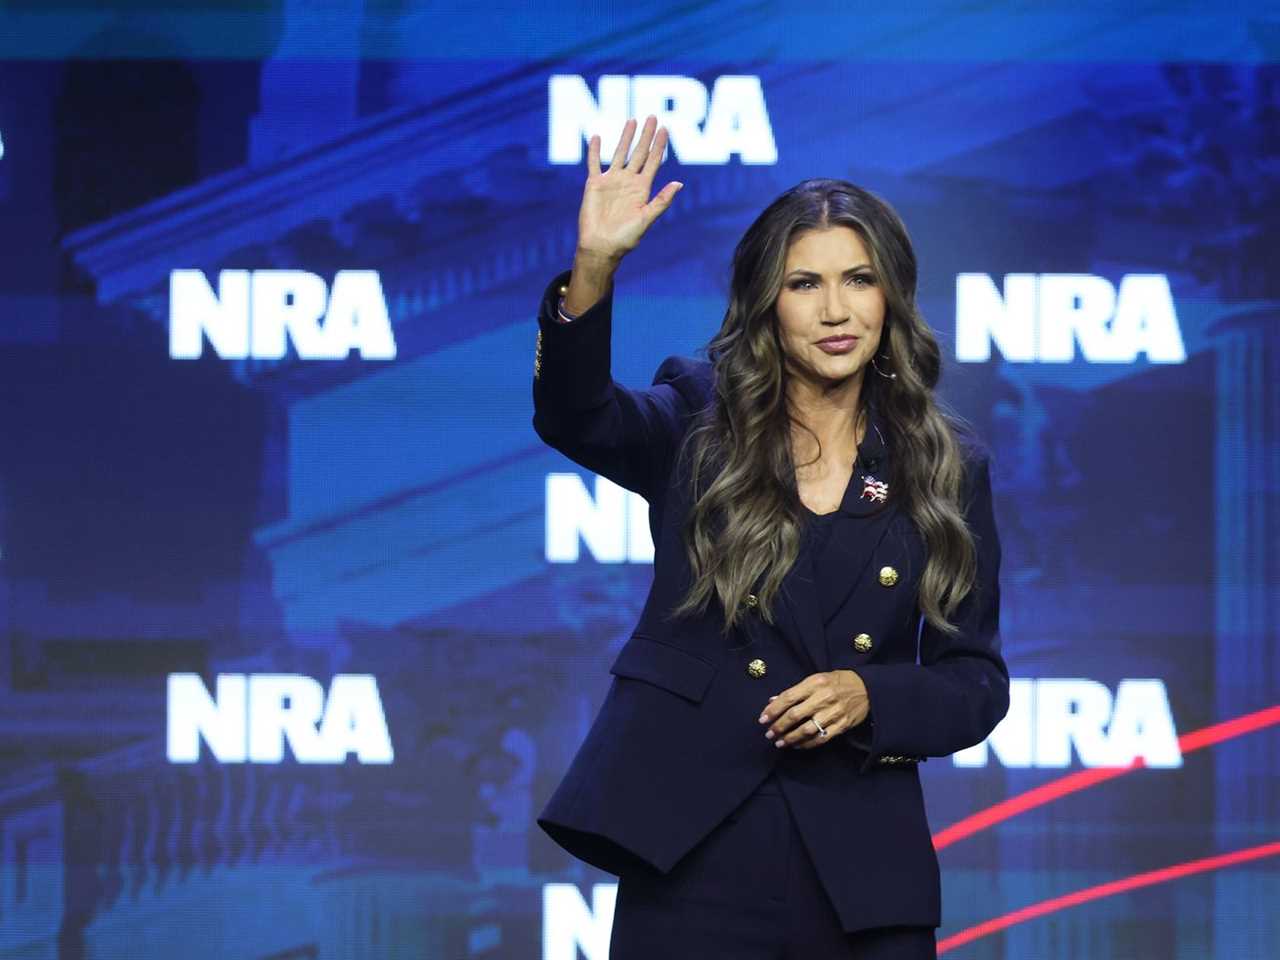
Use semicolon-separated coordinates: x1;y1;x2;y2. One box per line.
839;669;873;725
572;246;623;273
555;296;578;324
562;252;617;316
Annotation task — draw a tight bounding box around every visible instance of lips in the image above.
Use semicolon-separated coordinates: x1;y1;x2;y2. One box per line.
816;336;859;354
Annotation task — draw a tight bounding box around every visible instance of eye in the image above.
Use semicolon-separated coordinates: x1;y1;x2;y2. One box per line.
849;274;876;288
788;278;816;290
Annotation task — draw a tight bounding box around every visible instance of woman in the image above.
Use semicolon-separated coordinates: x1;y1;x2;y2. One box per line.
532;116;1009;958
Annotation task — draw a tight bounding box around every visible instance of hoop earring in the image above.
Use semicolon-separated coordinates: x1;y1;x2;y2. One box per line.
871;354;897;380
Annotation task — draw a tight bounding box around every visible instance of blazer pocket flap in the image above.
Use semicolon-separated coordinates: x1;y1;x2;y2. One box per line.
609;634;716;703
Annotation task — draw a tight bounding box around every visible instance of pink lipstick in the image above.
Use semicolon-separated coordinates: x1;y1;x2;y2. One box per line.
816;336;859;354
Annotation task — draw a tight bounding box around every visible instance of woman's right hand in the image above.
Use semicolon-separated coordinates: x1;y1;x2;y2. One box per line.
565;116;683;314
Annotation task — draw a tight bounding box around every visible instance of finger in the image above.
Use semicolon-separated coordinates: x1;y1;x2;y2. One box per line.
768;691;826;741
586;134;601;177
639;124;669;178
609;118;636;169
791;713;839;750
759;677;818;730
777;716;825;749
758;682;807;727
626;115;658;171
641;180;683;224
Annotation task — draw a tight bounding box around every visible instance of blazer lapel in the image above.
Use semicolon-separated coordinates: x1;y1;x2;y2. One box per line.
813;503;897;625
777;405;898;669
814;407;897;623
776;540;827;672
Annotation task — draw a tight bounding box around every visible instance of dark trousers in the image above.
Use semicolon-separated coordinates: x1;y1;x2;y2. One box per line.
609;775;936;959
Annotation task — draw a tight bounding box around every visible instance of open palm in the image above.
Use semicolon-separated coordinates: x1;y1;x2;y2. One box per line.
577;115;683;263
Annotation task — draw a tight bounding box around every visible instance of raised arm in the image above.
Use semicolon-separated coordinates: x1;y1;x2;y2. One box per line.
531;116;691;501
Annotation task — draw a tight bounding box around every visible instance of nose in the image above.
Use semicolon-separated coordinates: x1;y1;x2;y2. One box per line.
822;285;849;324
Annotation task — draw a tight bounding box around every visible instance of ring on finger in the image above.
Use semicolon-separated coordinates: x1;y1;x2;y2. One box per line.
812;716;827;738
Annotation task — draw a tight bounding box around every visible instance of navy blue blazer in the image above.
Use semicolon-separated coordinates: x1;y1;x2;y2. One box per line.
531;268;1009;934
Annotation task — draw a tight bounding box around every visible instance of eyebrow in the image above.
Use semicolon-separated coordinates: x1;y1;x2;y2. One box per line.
785;264;874;278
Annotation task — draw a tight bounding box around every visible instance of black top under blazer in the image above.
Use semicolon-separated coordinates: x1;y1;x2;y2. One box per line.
531;268;1010;934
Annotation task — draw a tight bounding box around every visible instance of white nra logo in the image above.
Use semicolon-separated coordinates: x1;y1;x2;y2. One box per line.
169;269;397;361
956;273;1185;364
545;474;653;563
548;74;777;166
543;884;617;960
167;673;394;764
953;678;1181;769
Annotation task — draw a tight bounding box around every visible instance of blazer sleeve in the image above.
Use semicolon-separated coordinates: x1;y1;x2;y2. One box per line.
531;268;709;503
849;452;1010;773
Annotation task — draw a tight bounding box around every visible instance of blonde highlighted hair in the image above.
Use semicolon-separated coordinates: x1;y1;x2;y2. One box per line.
671;179;977;636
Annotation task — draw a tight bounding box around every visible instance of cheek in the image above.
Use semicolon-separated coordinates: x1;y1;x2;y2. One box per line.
864;299;888;339
774;303;807;345
774;296;801;329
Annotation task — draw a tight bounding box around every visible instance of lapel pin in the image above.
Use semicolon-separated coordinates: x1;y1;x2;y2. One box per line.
860;475;888;503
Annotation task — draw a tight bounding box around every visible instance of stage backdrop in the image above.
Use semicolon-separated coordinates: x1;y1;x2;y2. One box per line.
1;2;1277;958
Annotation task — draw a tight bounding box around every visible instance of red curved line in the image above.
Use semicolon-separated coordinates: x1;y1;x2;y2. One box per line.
936;840;1280;955
933;704;1280;851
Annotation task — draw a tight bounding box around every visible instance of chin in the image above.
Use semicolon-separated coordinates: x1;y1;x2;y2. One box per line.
816;350;866;371
815;358;866;383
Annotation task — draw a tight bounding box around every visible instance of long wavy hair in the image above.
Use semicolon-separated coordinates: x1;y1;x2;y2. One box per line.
670;179;977;636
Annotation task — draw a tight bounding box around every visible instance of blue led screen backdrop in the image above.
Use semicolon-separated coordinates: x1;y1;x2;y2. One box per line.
0;3;1277;958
